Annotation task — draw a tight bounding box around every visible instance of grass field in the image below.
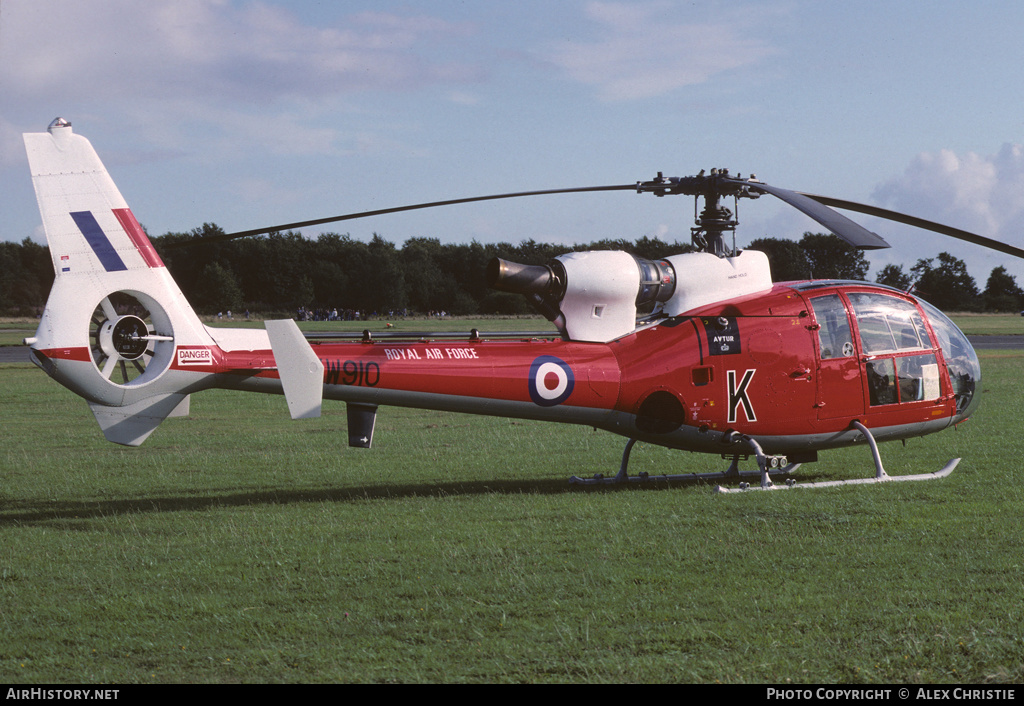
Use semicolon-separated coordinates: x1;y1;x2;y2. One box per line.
1;326;1024;683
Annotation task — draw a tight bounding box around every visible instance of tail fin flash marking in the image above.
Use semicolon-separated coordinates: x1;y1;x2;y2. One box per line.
69;211;128;272
112;208;165;268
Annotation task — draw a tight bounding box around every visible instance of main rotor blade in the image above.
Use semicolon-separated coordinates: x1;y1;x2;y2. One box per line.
172;184;639;248
741;181;892;250
800;193;1024;260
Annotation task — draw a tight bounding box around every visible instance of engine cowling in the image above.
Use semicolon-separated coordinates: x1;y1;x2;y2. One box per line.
489;251;675;342
488;249;773;342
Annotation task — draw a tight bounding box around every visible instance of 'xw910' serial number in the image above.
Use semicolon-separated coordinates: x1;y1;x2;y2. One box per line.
324;360;380;387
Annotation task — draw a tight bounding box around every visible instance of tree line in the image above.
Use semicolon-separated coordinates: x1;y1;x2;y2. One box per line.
1;226;1021;316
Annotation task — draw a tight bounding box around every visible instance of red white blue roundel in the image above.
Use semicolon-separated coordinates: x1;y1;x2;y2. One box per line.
529;355;575;407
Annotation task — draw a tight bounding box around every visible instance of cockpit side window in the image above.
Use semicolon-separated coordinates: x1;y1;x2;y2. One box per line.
809;294;854;359
847;292;932;354
846;292;942;407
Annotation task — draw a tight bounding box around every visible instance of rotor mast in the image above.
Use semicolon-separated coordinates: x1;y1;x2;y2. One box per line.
636;169;757;257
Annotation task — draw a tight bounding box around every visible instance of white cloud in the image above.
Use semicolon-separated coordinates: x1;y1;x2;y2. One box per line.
545;1;777;101
0;1;487;170
2;1;481;106
872;143;1024;245
862;144;1024;284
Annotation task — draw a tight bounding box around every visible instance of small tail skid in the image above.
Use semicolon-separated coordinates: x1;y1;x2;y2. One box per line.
23;119;267;446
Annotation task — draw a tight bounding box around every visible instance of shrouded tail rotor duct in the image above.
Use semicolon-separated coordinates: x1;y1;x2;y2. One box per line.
90;291;176;386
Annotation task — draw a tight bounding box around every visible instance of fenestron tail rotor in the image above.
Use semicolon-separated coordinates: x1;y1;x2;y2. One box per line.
90;293;175;385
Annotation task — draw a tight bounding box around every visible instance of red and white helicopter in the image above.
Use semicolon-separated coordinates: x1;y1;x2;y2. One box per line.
21;118;1024;491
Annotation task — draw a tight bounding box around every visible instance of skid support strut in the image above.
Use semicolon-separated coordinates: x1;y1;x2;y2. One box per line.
568;435;799;486
715;421;960;493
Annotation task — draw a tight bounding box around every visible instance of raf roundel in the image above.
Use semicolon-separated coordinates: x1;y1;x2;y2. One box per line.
529;355;575;407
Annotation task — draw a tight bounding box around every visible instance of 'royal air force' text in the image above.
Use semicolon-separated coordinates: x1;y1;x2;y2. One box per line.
321;348;480;387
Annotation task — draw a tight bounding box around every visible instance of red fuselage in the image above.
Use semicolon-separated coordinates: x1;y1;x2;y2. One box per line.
201;280;978;457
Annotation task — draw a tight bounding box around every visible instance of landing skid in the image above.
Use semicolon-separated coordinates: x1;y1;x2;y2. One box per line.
569;422;959;491
715;421;959;493
568;437;801;486
714;457;960;492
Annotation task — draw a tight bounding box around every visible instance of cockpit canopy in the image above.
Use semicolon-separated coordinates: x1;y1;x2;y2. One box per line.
795;282;980;419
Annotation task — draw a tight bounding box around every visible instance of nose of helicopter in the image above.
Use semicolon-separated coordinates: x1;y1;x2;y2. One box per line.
957;339;982;421
916;298;981;422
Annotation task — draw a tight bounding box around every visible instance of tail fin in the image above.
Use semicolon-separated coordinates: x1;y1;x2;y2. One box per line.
23;118;218;445
24;118;167;277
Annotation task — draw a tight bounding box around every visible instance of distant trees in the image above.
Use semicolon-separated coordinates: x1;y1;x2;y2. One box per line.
875;264;912;291
982;266;1024;312
746;237;809;281
150;228;696;316
193;262;243;313
801;232;870;281
0;226;1020;316
873;257;1024;313
0;238;53;315
909;252;981;312
746;233;869;282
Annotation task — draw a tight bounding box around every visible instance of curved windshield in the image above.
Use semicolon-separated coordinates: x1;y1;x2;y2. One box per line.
916;298;981;417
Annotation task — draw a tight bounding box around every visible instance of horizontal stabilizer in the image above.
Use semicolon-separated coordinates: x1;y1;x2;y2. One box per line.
88;393;190;446
266;319;324;419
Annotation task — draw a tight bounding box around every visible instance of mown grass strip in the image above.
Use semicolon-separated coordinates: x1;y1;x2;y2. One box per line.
1;352;1022;683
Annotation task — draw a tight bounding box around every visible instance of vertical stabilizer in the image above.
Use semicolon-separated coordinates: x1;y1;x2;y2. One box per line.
24;118;166;278
23;119;217;444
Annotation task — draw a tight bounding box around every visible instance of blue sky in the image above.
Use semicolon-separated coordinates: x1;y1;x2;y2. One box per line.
3;0;1024;285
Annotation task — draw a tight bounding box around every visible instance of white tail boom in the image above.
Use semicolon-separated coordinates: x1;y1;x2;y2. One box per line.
23;119;271;445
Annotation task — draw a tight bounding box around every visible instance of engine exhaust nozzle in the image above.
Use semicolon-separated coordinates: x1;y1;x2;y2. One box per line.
486;258;564;298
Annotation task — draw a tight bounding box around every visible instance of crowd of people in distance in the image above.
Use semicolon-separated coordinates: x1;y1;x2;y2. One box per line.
296;306;366;322
211;307;453;322
293;306;448;322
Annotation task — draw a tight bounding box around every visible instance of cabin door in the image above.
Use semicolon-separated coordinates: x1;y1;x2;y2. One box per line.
808;294;865;420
